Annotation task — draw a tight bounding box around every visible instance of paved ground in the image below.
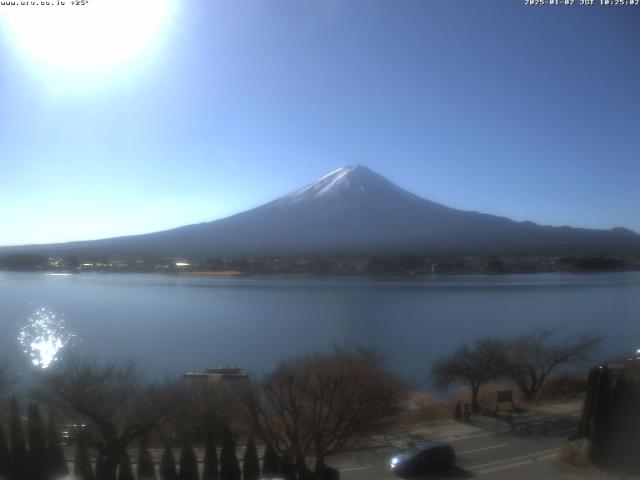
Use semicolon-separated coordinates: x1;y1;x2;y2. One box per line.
327;402;589;480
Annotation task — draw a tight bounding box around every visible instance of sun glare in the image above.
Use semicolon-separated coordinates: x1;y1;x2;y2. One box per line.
1;0;174;70
18;307;75;369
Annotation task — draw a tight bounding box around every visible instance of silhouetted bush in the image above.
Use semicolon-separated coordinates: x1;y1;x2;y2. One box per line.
95;454;110;480
179;441;199;480
117;451;135;480
261;443;280;477
47;412;69;478
202;431;219;480
220;426;240;480
74;437;95;480
137;437;157;480
0;422;12;480
323;466;340;480
242;437;260;480
538;373;588;401
454;401;462;421
10;398;30;480
280;455;297;480
160;446;179;480
28;402;49;480
589;366;612;466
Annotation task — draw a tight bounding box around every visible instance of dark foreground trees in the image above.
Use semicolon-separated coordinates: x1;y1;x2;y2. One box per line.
242;437;260;480
202;431;219;480
48;413;70;478
10;398;31;480
27;402;49;480
0;422;11;480
75;437;95;480
137;437;157;480
160;446;179;480
220;426;241;480
179;441;199;480
261;443;280;478
243;348;406;479
36;357;183;480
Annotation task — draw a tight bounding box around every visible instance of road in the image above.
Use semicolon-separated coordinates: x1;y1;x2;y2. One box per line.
328;404;588;480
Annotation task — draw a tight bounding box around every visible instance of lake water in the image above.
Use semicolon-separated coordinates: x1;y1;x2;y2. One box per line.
1;271;639;390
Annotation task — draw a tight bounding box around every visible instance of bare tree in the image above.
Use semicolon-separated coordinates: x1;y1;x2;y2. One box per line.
431;338;508;414
35;356;182;480
163;377;234;443
504;329;601;401
242;348;406;479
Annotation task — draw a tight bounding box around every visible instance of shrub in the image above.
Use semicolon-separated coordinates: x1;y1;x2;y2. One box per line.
537;374;588;402
27;402;49;480
179;441;199;480
202;431;219;480
117;451;135;480
74;437;95;480
137;437;157;480
10;398;30;480
160;446;179;480
0;422;12;480
220;426;240;480
261;443;280;477
242;437;260;480
48;413;69;478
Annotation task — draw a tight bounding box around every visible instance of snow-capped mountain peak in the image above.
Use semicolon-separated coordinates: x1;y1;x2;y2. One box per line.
276;165;419;205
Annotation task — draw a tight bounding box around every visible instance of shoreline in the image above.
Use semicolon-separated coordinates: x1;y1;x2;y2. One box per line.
2;268;639;278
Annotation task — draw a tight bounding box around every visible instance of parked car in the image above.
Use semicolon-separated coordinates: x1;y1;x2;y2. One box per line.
390;441;456;477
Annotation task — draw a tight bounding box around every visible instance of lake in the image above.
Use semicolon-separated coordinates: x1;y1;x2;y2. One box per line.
1;271;639;390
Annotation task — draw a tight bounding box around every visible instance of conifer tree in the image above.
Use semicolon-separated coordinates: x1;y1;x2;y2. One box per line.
10;398;30;480
47;412;69;479
74;437;95;480
590;366;612;465
178;441;199;480
159;446;179;480
220;426;240;480
261;443;280;478
0;422;12;480
117;451;135;480
280;456;296;480
242;437;260;480
28;402;49;480
95;454;110;480
202;431;218;480
137;437;157;480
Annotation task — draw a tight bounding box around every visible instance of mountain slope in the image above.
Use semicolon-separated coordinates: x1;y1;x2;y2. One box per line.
3;165;640;258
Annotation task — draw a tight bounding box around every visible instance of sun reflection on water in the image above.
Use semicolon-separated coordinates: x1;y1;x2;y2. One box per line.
18;307;75;369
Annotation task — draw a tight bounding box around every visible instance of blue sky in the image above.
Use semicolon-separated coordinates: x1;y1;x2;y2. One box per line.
0;0;638;246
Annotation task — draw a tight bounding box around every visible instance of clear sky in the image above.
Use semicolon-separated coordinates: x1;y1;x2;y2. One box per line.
0;0;638;246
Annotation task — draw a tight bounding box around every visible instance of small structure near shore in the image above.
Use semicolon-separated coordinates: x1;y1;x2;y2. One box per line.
184;366;249;392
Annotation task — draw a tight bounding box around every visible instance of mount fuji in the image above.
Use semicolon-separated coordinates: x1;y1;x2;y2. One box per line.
3;165;639;258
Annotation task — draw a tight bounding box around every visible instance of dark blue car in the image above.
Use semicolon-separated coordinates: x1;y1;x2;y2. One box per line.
390;441;456;477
